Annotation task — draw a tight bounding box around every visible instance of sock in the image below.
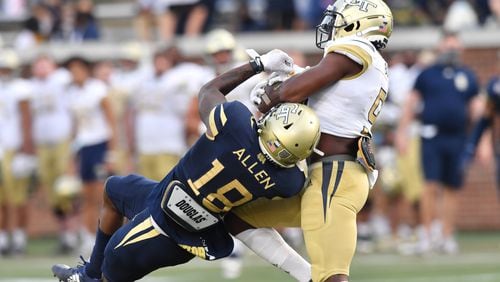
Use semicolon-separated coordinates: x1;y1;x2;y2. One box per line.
85;228;112;279
0;231;8;251
12;229;27;251
236;228;311;282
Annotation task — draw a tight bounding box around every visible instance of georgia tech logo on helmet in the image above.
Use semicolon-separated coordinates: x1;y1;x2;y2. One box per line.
345;0;377;12
275;103;299;124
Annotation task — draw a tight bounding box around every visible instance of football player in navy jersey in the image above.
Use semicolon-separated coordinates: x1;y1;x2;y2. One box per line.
52;49;320;282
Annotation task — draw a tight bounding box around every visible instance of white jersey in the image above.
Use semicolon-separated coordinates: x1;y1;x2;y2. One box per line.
31;73;72;145
132;63;209;154
67;79;110;147
0;79;33;150
307;37;389;138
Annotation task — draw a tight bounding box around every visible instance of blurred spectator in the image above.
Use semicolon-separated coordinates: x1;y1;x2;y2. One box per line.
71;0;99;41
30;55;77;254
444;0;479;31
414;0;454;25
14;4;54;50
135;0;209;41
43;0;64;39
65;56;117;256
0;49;35;255
485;0;500;28
396;32;480;255
266;0;298;30
1;0;28;17
387;0;427;26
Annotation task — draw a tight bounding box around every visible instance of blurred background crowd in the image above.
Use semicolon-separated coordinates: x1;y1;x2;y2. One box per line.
0;1;499;280
0;0;499;48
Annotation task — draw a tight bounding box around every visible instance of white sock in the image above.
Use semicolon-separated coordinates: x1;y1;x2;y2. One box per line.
236;228;311;282
61;231;78;248
0;231;8;250
12;229;27;250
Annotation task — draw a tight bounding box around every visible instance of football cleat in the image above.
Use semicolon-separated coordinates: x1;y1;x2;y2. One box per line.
51;256;101;282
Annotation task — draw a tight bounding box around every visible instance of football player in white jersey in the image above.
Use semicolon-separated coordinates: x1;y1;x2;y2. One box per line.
0;49;35;255
66;57;118;256
30;55;78;253
228;1;393;281
128;47;206;181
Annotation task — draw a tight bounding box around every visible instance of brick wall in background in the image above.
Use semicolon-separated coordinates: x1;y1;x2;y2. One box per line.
26;47;500;238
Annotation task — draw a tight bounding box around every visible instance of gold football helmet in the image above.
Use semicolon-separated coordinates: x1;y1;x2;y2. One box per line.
258;103;321;168
205;29;236;55
316;0;393;50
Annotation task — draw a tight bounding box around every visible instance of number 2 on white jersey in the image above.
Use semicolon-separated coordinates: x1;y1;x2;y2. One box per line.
368;88;387;124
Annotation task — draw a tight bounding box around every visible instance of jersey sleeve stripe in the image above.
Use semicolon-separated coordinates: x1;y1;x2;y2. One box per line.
206;104;226;140
326;44;372;80
220;104;227;126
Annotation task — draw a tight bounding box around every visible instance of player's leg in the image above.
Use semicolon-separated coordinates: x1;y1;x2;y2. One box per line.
53;174;159;281
226;196;311;282
102;208;195;281
418;137;443;253
11;175;29;254
301;160;369;282
78;142;109;256
440;136;465;254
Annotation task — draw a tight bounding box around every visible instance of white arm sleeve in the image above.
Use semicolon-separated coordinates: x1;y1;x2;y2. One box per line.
236;228;311;282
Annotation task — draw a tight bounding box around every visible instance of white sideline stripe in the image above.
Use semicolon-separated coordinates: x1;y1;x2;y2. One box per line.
355;272;500;282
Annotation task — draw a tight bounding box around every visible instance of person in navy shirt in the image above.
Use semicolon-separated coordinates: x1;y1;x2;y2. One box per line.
52;50;321;282
396;32;479;254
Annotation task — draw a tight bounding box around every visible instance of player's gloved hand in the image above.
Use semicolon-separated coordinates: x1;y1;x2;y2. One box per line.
250;72;289;106
250;79;268;106
261;49;294;74
247;49;294;74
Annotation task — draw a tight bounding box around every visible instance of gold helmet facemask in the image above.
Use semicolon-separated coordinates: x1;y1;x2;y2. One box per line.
316;0;393;50
257;103;321;168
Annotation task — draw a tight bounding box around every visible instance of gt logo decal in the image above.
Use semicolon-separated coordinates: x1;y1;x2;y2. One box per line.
346;0;377;12
275;104;299;124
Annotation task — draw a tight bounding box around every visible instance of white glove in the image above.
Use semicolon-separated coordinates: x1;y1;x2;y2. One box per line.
250;79;267;106
249;72;289;106
247;49;294;74
260;49;294;74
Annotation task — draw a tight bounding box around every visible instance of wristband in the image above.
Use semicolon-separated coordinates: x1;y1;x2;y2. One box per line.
249;57;264;74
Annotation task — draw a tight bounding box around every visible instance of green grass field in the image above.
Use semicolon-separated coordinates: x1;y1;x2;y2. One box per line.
1;231;499;282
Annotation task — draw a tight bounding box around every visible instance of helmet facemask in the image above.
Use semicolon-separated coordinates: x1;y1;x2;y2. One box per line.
315;2;348;49
315;0;393;50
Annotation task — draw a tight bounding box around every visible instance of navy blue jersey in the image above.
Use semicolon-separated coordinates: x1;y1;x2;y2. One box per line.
487;76;500;113
414;64;479;134
147;101;305;260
